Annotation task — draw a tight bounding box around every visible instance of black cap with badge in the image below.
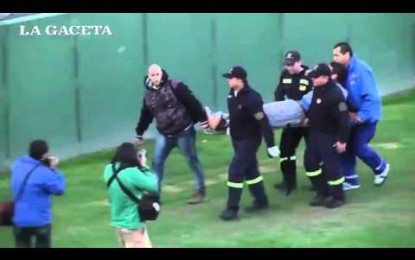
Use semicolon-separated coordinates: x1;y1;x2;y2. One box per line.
284;51;301;66
222;66;247;80
308;63;332;78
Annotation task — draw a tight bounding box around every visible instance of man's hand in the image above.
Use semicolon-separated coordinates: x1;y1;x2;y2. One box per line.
199;120;210;129
349;112;364;125
302;118;309;127
134;136;144;146
267;146;280;158
333;141;346;153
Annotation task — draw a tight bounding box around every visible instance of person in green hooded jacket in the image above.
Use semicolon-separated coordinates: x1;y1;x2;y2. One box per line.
103;142;158;248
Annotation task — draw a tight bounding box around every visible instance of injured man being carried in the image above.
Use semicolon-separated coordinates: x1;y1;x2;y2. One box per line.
206;82;348;132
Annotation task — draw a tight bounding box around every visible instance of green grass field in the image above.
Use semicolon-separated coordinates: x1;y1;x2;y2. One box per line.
1;91;415;248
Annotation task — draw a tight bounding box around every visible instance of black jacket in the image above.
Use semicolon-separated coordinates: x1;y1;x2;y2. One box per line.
307;80;350;143
135;70;208;136
228;83;275;148
274;65;313;101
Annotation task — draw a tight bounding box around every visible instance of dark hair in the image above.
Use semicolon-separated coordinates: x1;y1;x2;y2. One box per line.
29;140;48;160
111;142;139;171
333;42;353;57
330;61;348;86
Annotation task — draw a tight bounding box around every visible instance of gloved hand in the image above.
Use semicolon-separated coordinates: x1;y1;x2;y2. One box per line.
267;146;280;158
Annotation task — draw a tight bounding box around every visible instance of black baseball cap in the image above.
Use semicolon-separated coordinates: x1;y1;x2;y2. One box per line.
308;63;332;78
222;66;247;80
284;51;301;66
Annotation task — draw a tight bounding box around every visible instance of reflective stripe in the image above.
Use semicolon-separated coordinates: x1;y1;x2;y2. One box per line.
282;78;292;84
280;156;296;163
328;177;345;186
227;181;243;188
246;175;264;185
306;169;322;177
300;79;309;85
345;174;359;179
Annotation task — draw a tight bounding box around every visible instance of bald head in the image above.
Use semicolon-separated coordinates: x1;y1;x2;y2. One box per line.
147;64;163;86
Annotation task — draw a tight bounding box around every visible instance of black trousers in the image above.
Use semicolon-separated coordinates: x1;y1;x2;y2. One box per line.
226;138;268;212
279;127;309;186
14;224;51;248
304;133;345;200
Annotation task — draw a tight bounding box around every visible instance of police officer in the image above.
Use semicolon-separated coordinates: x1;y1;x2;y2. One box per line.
220;66;280;221
274;51;313;194
305;63;350;208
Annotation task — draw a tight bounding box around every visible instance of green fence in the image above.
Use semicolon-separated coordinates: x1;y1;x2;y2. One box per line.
0;13;414;165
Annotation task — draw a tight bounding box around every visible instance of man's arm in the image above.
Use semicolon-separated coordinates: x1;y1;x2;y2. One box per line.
329;95;350;144
129;169;159;194
135;99;154;138
246;95;276;149
173;82;208;127
41;169;66;196
274;74;285;101
356;70;381;122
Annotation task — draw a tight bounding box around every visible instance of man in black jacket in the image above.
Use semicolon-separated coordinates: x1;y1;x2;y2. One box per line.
305;63;350;208
135;64;209;204
273;51;313;195
219;66;280;221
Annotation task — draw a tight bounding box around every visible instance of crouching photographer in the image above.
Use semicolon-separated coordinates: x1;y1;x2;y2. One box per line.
103;142;160;248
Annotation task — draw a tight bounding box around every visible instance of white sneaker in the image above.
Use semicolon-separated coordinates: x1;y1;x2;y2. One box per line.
374;163;390;186
343;182;360;191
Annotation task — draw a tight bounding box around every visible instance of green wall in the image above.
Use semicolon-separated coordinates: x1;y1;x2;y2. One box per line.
0;13;414;164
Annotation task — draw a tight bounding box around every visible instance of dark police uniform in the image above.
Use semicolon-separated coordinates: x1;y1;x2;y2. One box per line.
220;66;279;220
305;64;350;208
274;51;313;193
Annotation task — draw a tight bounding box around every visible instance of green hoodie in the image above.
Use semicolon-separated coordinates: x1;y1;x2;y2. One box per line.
103;164;158;229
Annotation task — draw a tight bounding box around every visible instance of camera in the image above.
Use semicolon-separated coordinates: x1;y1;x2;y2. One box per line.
40;157;52;167
40;156;58;167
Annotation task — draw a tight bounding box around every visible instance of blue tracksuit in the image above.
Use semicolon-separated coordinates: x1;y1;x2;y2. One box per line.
11;156;66;227
341;55;387;184
346;55;382;123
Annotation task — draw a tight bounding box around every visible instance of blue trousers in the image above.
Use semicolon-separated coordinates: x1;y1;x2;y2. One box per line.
152;126;206;193
340;122;387;184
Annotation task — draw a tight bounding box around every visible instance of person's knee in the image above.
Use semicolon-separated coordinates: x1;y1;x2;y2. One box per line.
355;143;370;158
152;157;165;170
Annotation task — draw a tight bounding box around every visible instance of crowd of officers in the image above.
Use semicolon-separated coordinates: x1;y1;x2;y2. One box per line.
135;42;388;222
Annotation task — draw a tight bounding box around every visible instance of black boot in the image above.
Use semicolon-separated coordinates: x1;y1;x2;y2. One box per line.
245;199;269;213
219;209;238;221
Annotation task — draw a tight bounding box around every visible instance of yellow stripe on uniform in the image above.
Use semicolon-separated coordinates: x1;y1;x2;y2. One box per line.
300;79;309;85
328;177;345;186
280;156;296;163
280;157;288;163
246;175;264;185
306;169;322;177
227;181;243;188
282;78;292;84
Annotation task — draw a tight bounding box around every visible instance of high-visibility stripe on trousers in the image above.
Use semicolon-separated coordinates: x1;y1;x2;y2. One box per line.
227;181;243;189
245;175;263;185
328;176;345;186
306;168;322;177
